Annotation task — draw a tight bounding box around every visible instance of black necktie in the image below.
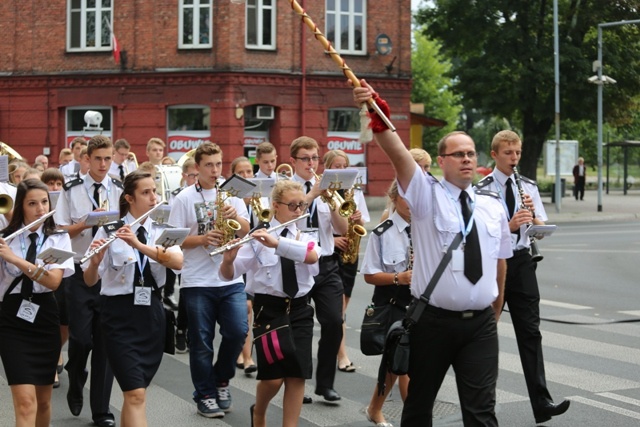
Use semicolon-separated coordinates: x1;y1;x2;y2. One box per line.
21;233;39;299
460;191;482;284
304;181;318;228
92;183;102;236
280;228;299;298
505;178;520;238
119;164;125;181
505;178;516;219
405;225;413;271
133;227;158;289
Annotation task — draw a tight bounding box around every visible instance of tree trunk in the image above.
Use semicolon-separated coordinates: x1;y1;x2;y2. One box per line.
521;112;553;181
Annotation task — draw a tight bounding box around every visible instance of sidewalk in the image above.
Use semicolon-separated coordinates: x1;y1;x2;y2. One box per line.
364;188;640;227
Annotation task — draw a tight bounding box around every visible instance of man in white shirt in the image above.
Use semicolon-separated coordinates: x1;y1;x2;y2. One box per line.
354;81;511;426
168;142;250;419
60;137;87;182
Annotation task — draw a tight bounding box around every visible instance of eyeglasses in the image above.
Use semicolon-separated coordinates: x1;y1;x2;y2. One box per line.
440;151;477;159
277;201;309;212
294;156;320;163
186;173;199;179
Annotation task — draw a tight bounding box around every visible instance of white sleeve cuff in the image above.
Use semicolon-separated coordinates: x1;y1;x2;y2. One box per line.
275;237;307;263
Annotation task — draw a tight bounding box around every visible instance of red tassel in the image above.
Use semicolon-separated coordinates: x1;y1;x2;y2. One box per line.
368;94;391;133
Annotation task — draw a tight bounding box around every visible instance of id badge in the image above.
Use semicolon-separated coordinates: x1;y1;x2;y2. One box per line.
134;286;152;306
451;249;464;271
17;299;40;323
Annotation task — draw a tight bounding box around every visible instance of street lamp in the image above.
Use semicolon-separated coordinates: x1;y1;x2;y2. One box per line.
590;19;640;212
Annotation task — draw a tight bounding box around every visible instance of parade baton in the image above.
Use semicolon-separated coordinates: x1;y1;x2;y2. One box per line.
287;0;396;133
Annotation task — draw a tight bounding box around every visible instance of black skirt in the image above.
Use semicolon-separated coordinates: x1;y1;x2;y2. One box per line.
100;291;165;391
0;293;60;385
253;294;314;380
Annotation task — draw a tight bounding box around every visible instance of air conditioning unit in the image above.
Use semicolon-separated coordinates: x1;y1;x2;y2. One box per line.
256;105;274;120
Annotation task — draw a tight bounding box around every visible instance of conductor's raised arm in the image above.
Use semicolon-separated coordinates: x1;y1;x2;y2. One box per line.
353;79;416;191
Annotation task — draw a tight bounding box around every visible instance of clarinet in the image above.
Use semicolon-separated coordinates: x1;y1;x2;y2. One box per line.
512;166;543;262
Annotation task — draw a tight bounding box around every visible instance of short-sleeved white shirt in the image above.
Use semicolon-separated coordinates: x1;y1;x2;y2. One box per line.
54;175;123;263
168;184;249;288
0;226;75;301
292;174;336;256
82;215;182;296
399;167;512;311
361;211;411;275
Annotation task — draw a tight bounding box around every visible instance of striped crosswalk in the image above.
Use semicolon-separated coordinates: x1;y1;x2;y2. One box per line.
1;301;639;426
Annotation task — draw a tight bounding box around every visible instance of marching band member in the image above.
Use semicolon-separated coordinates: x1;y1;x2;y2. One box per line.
167;142;250;419
322;149;370;373
360;180;411;427
55;135;122;427
219;179;320;427
0;179;74;426
83;170;183;426
289;136;348;403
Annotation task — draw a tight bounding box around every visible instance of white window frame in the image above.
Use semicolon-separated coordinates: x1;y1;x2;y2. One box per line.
245;0;276;50
179;0;213;49
67;0;113;52
325;0;366;55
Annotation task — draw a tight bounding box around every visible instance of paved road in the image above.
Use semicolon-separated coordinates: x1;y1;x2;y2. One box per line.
1;188;640;426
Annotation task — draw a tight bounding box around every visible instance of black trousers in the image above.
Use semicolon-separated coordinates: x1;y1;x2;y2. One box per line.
65;264;114;418
307;255;344;391
401;306;498;427
574;177;585;200
505;251;553;414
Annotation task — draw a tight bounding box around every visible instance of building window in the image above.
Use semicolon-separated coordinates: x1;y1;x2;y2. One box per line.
68;0;113;51
168;106;211;131
179;0;212;48
246;0;275;50
328;108;361;132
326;0;366;55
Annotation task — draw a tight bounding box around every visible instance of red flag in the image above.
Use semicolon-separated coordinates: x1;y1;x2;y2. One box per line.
112;33;121;65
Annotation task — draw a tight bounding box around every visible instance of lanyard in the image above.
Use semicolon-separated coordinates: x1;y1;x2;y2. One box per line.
20;232;43;260
441;184;475;243
84;179;111;210
493;177;519;219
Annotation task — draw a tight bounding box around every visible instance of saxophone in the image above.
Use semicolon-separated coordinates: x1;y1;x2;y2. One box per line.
215;182;242;246
340;187;367;264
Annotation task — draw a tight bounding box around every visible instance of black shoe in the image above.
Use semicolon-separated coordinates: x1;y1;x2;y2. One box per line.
244;364;257;375
315;387;341;402
163;297;178;311
67;391;83;416
175;329;188;353
303;395;313;404
67;369;88;416
93;414;116;427
534;399;570;424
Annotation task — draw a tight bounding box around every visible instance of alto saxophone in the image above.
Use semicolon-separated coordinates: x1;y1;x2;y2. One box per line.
340;187;367;264
215;182;242;246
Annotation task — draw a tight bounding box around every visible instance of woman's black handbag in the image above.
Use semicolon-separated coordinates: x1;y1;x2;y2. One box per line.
360;303;404;356
253;314;296;365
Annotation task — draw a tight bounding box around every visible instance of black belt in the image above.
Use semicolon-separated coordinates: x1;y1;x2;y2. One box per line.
319;253;338;263
253;293;308;310
425;304;491;319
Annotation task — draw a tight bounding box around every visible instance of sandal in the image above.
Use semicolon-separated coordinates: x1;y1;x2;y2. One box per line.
365;407;394;427
337;362;356;372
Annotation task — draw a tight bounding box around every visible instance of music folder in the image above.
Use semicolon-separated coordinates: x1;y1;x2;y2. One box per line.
525;224;557;238
318;169;360;190
155;228;190;248
37;247;76;265
220;174;256;199
83;210;121;226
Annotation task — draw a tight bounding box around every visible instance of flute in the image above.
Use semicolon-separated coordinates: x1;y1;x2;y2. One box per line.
210;213;310;257
3;211;56;242
80;202;168;264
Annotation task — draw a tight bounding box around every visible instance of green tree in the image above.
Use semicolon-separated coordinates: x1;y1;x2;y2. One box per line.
411;30;463;155
415;0;640;179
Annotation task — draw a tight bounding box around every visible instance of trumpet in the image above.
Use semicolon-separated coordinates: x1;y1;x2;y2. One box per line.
80;202;167;264
275;163;294;180
210;213;310;256
3;211;56;242
250;194;272;223
0;194;14;215
513;166;543;262
309;169;356;216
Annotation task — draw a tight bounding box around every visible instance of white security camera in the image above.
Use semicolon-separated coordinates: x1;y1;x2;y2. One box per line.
587;75;600;84
84;111;103;126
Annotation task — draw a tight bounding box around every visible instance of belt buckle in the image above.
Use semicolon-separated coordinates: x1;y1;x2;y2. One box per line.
461;311;474;319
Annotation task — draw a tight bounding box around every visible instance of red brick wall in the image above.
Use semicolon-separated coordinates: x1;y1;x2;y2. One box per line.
0;0;412;195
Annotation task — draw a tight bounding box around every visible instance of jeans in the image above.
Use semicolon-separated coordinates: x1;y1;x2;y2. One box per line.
182;283;248;400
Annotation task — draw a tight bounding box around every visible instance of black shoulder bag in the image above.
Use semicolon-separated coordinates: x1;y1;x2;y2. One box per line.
377;232;463;395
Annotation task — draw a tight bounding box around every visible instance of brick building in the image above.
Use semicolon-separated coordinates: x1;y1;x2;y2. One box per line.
0;0;412;195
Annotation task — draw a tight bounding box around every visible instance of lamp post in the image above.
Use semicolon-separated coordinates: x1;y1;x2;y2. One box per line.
591;20;640;212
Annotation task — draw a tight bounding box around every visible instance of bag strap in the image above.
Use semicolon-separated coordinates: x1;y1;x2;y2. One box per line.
405;232;463;327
